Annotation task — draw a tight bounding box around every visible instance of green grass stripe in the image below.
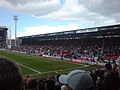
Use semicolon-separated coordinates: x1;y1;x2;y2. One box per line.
0;50;84;78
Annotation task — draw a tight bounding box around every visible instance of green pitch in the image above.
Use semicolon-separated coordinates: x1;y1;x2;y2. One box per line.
0;50;91;78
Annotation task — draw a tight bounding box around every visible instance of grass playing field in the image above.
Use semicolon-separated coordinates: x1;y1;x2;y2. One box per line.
0;50;96;78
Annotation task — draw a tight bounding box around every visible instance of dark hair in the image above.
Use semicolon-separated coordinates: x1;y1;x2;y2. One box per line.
105;63;112;70
28;79;37;89
56;74;61;81
0;58;22;90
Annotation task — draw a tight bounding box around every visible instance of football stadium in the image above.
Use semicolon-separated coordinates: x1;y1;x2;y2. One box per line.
1;0;120;89
0;24;120;89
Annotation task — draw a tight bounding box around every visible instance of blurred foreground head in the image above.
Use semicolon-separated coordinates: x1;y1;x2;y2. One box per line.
0;57;22;90
59;69;95;90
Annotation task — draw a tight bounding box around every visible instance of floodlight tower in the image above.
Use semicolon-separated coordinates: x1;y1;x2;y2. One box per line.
13;15;18;47
7;26;11;49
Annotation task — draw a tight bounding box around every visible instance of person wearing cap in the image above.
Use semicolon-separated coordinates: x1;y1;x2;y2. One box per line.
59;69;96;90
0;57;23;90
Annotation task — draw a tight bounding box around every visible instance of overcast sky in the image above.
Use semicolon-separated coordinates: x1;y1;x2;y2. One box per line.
0;0;120;38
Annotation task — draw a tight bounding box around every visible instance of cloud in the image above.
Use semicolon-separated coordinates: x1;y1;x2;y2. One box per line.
82;0;120;23
3;0;120;25
1;0;120;32
1;0;62;16
18;23;80;37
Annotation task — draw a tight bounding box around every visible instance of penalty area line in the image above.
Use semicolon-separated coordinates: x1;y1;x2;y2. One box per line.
18;63;42;74
41;66;86;74
24;65;89;76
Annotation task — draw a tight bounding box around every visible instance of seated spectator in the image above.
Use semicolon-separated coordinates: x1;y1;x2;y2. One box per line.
0;57;22;90
38;79;46;90
46;75;55;90
61;84;72;90
89;70;97;86
117;58;120;77
54;74;62;90
27;79;37;90
112;60;117;71
23;75;33;90
102;59;120;90
104;61;112;78
59;69;96;90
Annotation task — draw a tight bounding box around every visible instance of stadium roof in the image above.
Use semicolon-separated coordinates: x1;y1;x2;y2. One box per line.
19;24;120;40
0;26;8;31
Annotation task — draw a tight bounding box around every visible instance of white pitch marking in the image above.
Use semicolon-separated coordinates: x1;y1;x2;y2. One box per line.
18;63;42;74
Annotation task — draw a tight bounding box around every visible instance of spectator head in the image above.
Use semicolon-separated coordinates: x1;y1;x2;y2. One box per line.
59;70;94;90
105;62;112;71
117;58;120;77
113;60;116;64
27;79;37;89
55;74;61;81
0;58;22;90
117;58;120;65
47;75;55;81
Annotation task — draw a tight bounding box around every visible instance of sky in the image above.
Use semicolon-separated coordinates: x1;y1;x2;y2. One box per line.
0;0;120;39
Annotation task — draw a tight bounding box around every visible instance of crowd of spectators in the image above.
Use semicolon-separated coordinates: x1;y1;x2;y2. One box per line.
6;37;120;63
0;57;120;90
1;37;119;90
11;43;120;63
10;37;119;60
